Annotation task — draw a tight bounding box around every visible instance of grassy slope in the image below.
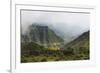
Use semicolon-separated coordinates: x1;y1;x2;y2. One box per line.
47;29;64;50
63;31;90;60
64;31;89;49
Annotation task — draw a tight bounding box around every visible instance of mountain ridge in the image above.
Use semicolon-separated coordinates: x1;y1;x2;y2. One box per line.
21;24;64;50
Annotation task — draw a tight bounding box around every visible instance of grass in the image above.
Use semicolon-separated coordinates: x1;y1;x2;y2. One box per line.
21;48;89;63
21;42;89;63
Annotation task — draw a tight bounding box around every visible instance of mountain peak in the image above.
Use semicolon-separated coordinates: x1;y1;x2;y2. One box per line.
21;24;64;50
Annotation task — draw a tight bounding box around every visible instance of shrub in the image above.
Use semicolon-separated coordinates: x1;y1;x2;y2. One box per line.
63;47;74;55
41;58;47;62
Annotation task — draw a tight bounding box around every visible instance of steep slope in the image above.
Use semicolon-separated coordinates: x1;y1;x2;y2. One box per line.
21;24;64;50
63;31;90;60
63;31;90;59
64;31;89;49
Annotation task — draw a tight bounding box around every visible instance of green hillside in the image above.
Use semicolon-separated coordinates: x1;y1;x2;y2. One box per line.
63;31;90;60
21;24;64;50
64;31;89;49
21;24;64;63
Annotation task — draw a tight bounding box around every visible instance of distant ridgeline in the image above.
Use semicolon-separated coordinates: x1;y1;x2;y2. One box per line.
21;24;64;50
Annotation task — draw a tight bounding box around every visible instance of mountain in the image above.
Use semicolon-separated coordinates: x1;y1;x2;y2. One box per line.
64;31;89;49
21;24;64;50
63;31;89;56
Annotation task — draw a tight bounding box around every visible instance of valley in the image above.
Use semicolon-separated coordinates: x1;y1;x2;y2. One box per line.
21;24;89;63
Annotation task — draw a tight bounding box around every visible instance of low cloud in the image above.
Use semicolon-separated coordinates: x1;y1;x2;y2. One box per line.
21;10;90;43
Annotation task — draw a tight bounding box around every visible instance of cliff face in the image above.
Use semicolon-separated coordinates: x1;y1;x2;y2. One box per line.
28;25;49;45
21;24;64;50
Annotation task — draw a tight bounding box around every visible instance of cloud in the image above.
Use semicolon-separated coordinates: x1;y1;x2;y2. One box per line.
21;10;90;43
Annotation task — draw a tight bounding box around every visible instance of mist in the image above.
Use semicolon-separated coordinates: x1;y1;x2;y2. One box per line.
21;10;90;43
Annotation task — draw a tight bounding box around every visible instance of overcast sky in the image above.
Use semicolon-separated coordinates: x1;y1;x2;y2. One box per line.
21;10;90;43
